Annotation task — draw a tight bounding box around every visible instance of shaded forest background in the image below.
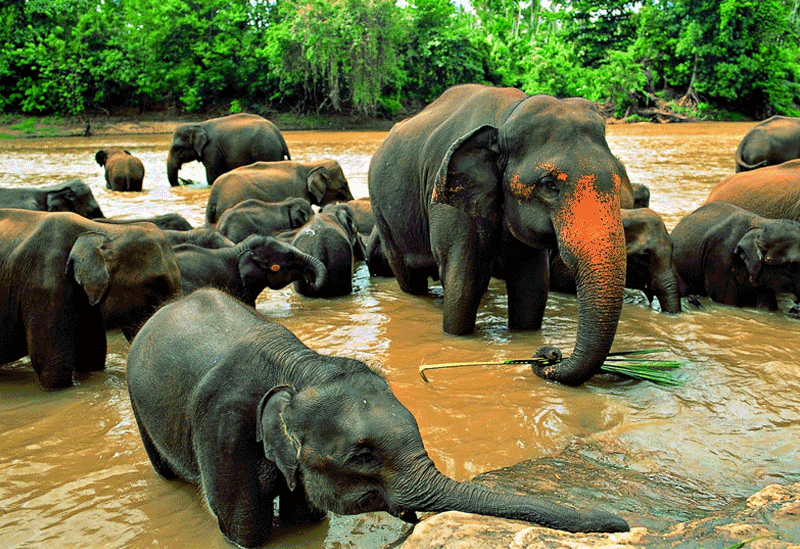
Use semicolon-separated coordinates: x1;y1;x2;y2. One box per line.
1;0;799;122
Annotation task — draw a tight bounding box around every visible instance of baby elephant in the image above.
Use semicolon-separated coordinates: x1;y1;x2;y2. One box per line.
95;148;145;191
671;201;800;309
127;288;629;548
216;197;314;243
288;203;366;297
174;234;326;306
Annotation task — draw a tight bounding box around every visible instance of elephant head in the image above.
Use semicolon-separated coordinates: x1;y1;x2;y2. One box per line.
47;180;105;218
66;227;182;341
306;160;355;206
431;96;629;386
167;123;206;186
257;371;629;533
321;202;367;260
285;197;315;228
237;235;327;299
735;221;800;292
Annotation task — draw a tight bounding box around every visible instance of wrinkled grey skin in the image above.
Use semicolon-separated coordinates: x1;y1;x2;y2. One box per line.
127;288;629;548
632;183;651;208
735;116;800;172
216;197;314;243
164;227;234;249
0;180;104;218
167;113;290;187
369;84;632;386
672;201;800;310
173;234;326;307
285;203;365;297
345;198;375;235
0;209;181;389
205;159;354;224
94;212;193;231
95;148;145;192
550;208;683;313
365;226;394;278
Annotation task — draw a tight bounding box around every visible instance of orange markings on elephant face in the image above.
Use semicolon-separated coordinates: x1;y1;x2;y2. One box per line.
270;264;281;272
557;173;624;266
509;173;535;201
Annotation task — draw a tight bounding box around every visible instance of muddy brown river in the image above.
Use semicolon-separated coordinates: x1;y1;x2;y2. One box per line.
1;122;799;548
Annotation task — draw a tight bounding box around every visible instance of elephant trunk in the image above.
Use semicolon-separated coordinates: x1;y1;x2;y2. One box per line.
167;153;181;187
651;269;682;314
394;460;629;533
538;176;627;386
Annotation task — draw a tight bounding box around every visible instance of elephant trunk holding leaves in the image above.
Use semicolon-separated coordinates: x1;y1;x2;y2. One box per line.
167;113;291;187
127;288;629;548
368;84;633;386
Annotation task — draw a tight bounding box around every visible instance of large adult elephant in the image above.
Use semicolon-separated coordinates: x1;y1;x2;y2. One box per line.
127;288;629;548
167;113;291;187
0;209;182;390
735;116;800;172
704;159;800;220
204;160;354;224
368;84;633;386
671;201;800;310
95;148;145;191
0;180;105;218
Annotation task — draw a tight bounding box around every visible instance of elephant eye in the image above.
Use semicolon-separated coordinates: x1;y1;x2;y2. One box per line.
538;177;560;196
349;446;382;468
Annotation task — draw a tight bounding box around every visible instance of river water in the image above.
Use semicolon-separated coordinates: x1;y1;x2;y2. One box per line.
1;121;798;548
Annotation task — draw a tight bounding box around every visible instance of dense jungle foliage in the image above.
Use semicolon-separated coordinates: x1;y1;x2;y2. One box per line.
1;0;799;120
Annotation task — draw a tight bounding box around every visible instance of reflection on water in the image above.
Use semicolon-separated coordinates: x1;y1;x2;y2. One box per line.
2;122;799;548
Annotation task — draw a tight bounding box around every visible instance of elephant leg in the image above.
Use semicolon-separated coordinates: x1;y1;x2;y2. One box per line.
129;401;178;480
504;246;550;331
196;420;274;548
438;239;491;336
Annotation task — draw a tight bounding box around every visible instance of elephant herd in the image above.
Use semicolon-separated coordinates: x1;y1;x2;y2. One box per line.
3;89;800;547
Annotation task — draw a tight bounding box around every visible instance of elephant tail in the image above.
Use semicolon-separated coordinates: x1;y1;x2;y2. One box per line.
734;148;767;172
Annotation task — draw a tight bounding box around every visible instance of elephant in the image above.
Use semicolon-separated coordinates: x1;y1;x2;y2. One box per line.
173;234;326;307
95;148;145;191
0;209;182;390
94;212;194;231
167;113;291;187
204;159;355;224
0;180;105;218
345;197;375;235
735;116;800;172
164;227;234;249
286;203;365;298
365;226;394;278
550;208;683;313
126;288;630;548
215;197;314;243
704;159;800;221
632;183;651;208
671;202;800;310
368;84;633;386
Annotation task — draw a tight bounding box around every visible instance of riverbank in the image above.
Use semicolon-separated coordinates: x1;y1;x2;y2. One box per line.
0;111;398;139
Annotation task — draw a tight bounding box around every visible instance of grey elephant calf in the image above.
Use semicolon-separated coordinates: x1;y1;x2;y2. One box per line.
127;288;629;548
671;201;800;309
216;197;314;243
173;234;326;306
0;180;104;218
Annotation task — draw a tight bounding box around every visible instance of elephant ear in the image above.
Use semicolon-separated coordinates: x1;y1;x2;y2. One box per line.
65;232;113;306
256;385;300;491
735;227;764;286
431;125;502;239
306;167;329;205
289;202;311;228
95;150;108;166
237;236;268;287
189;126;209;159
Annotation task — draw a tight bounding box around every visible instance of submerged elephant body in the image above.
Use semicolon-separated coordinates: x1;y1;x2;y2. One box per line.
0;209;181;389
671;201;800;309
0;180;104;218
167;113;290;187
95;148;145;191
205;159;354;223
735;116;800;172
127;289;629;548
368;84;631;386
